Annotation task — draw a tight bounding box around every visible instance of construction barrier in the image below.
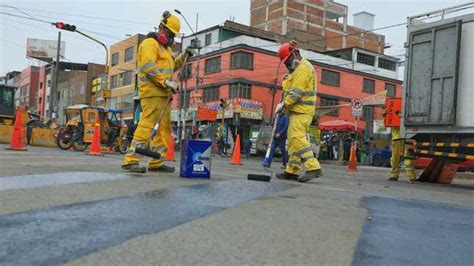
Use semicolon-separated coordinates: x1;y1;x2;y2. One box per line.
30;128;58;148
0;124;13;144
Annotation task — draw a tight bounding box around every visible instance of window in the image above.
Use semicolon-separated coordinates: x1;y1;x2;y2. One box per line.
79;84;85;95
122;93;133;111
357;52;375;66
180;64;192;80
122;71;132;86
111;53;119;66
321;69;340;86
362;106;374;121
320;97;339;116
179;91;190;108
230;52;253;70
204;56;221;74
203;86;220;102
385;83;396;97
110;75;118;89
378;58;396;71
205;33;212;46
124;47;134;62
363;78;375;94
229;83;251;99
108;97;117;109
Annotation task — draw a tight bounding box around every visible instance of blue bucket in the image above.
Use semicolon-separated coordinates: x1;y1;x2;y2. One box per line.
180;140;212;178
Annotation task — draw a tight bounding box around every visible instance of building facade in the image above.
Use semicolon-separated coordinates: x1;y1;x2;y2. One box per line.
17;66;40;112
104;34;145;119
250;0;385;53
176;20;401;140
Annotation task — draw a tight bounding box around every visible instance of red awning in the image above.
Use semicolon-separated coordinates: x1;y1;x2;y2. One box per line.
318;120;363;132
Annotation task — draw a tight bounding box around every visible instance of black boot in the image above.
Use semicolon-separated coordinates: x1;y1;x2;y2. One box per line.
122;163;146;173
275;172;298;181
148;165;175;173
298;169;322;183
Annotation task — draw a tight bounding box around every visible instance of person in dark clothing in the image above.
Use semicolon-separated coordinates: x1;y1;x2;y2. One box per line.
243;138;252;158
343;134;352;161
263;111;289;168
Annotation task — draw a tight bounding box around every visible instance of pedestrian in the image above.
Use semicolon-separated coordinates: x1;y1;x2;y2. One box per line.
122;10;195;173
367;137;376;165
274;41;322;182
243;137;252;159
332;134;340;160
327;134;333;160
263;110;289;169
383;108;416;182
343;134;351;161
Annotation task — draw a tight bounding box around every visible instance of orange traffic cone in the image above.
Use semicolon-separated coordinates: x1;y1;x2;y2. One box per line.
87;116;103;156
347;143;358;172
5;111;27;151
230;134;243;165
165;133;176;161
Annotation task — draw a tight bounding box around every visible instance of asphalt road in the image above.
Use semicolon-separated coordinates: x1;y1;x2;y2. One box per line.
0;145;473;266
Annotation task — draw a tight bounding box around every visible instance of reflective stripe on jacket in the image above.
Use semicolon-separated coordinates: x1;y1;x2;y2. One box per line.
283;58;317;115
136;37;184;98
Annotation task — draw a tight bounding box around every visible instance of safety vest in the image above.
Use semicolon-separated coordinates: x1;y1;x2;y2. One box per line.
136;37;184;98
283;58;317;115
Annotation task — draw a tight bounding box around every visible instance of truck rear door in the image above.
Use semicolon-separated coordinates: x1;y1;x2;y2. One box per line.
405;21;462;126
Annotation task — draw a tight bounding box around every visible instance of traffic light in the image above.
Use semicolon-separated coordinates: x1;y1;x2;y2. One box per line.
54;22;76;32
219;98;227;108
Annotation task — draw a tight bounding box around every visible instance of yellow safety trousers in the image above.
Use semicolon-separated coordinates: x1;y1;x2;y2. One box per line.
390;139;416;180
285;112;321;175
122;96;171;169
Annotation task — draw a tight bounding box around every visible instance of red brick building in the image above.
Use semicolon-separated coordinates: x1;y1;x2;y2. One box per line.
250;0;385;53
172;44;402;139
17;66;40;112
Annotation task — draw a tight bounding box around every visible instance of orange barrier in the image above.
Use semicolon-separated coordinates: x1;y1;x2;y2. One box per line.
346;143;358;172
230;134;243;165
165;133;176;161
87;116;103;156
5;111;27;151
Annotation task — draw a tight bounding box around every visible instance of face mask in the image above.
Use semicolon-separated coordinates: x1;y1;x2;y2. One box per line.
157;33;169;46
166;35;175;47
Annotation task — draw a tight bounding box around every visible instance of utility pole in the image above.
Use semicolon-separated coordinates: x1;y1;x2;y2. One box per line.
50;31;61;120
192;13;201;132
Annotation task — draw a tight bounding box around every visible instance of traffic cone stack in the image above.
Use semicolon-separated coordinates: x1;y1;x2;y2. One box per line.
346;143;358;172
165;133;176;161
5;111;27;151
230;134;243;165
87;116;103;156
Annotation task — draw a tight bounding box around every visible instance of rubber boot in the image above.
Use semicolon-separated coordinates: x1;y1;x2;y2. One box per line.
122;163;146;173
388;176;399;181
298;169;322;183
148;165;175;173
275;172;298;181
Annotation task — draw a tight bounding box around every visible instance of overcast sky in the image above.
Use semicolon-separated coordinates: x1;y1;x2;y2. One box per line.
0;0;471;76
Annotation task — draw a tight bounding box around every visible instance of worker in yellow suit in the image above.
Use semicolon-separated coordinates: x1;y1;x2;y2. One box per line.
122;11;191;173
383;109;417;182
275;42;322;182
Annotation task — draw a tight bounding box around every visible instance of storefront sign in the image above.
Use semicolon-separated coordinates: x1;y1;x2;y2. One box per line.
197;107;217;121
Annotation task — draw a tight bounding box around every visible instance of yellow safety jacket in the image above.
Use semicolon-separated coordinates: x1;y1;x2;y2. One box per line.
136;37;184;98
283;58;317;115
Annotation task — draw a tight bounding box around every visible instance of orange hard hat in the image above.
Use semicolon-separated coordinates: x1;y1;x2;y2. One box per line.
278;42;296;62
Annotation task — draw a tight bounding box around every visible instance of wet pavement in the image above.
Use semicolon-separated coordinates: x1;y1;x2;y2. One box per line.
0;179;294;266
352;196;474;266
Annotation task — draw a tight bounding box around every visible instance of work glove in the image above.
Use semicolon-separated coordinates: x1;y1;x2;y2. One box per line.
274;102;284;114
185;46;197;57
165;79;179;94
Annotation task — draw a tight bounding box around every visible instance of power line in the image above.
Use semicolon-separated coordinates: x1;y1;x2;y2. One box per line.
0;5;155;26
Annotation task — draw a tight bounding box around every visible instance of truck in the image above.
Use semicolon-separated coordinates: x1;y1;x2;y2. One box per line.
402;3;474;181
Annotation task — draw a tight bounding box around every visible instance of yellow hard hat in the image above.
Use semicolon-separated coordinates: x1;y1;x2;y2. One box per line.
161;11;180;36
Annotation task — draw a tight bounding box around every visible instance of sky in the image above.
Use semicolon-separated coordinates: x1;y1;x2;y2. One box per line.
0;0;471;76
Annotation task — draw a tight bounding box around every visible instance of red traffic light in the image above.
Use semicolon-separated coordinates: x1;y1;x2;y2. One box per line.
54;22;76;32
55;22;65;29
